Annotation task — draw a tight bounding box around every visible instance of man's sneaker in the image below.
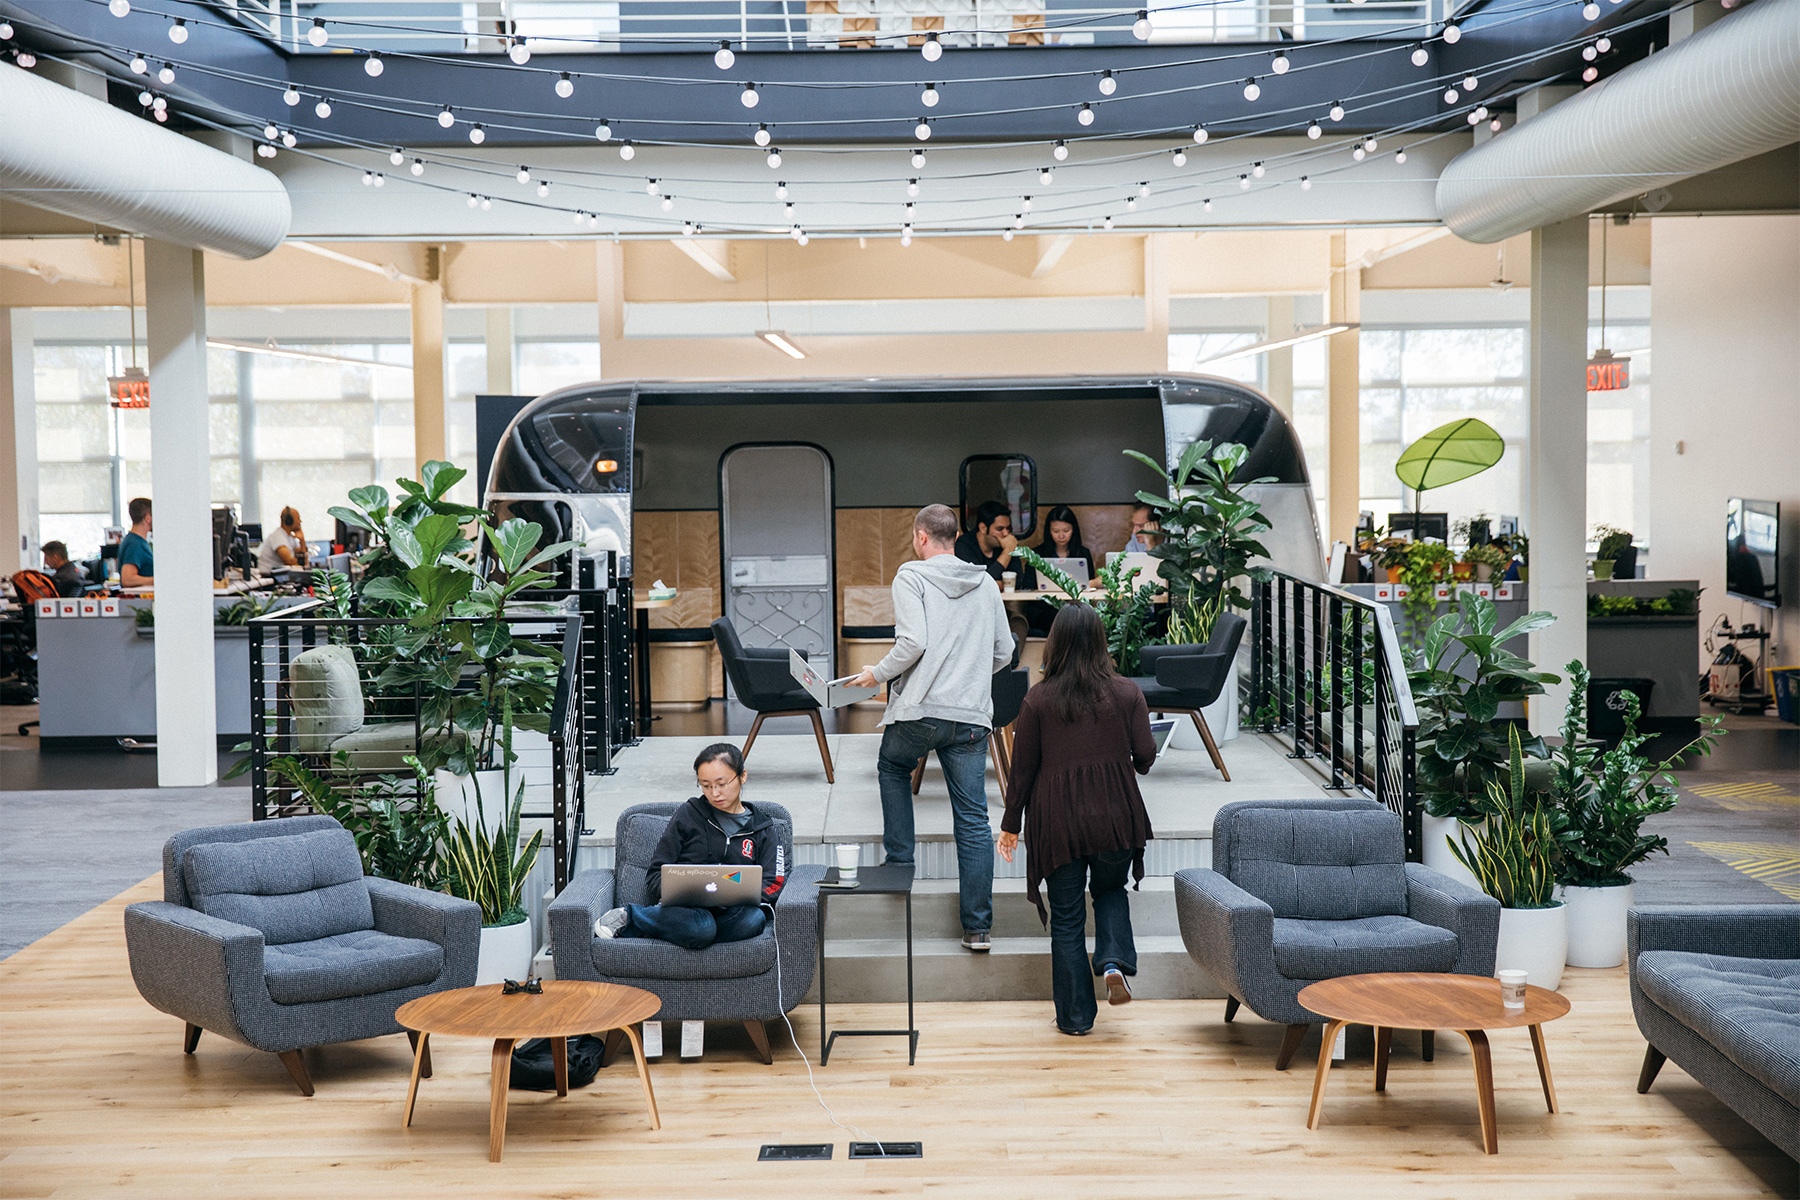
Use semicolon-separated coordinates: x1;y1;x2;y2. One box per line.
961;930;991;952
594;907;630;939
1104;967;1133;1006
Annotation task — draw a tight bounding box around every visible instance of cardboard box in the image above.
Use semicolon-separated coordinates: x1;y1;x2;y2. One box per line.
36;598;58;619
55;599;80;619
789;648;879;709
78;597;101;617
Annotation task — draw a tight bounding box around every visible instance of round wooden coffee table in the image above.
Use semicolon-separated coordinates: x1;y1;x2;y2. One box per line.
396;980;662;1161
1296;972;1571;1154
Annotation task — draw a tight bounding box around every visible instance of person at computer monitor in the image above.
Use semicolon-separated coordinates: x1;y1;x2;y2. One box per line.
119;497;153;588
1125;502;1162;552
954;500;1018;581
257;507;308;573
1019;505;1095;632
592;743;786;949
41;542;86;597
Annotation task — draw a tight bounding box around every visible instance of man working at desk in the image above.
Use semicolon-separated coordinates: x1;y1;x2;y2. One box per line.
41;542;86;597
954;500;1017;581
849;504;1014;953
119;497;154;587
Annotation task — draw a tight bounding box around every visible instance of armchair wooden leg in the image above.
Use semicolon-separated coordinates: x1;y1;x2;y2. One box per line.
744;1019;773;1064
408;1029;432;1079
1636;1044;1666;1094
807;710;835;784
276;1049;314;1097
742;712;768;759
911;755;926;795
1223;996;1240;1024
1191;711;1230;781
1275;1023;1310;1071
184;1023;202;1054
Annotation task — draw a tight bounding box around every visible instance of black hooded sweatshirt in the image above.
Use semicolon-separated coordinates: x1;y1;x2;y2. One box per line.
645;796;788;905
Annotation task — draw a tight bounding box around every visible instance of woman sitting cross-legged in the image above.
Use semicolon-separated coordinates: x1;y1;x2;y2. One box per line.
998;602;1156;1035
594;742;786;949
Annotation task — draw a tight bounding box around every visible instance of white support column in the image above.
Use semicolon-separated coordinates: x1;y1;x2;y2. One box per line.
1527;215;1591;735
1;309;39;575
1326;234;1361;544
485;306;514;395
1265;295;1295;418
412;282;447;472
144;240;218;787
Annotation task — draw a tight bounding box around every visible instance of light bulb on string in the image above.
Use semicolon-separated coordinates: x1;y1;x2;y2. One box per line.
480;196;492;211
905;203;915;217
1444;87;1459;103
137;89;152;106
1475;106;1488;119
315;97;332;118
646;178;658;195
169;18;188;43
766;147;782;168
914;118;931;140
1583;64;1599;81
714;40;734;69
1022;196;1032;212
1139;181;1151;197
410;158;423;175
1238;174;1250;189
1054;139;1070;160
620;141;635;160
1203;198;1213;212
1103;214;1114;229
595;120;612;141
754;123;771;146
281;131;296;147
130;53;147;74
1171;148;1186;167
797;233;809;246
1077;103;1094;125
109;0;130;16
466;194;479;209
257;143;276;158
921;32;941;61
1300;175;1311;190
907;178;920;196
372;173;385;188
153;106;166;121
1329;101;1345;121
437;105;455;127
662;196;674;212
1364;137;1378;151
1252;161;1265;177
1002;229;1014;241
364;52;383;77
1098;70;1116;95
1463;74;1479;91
1353;145;1365;161
519;166;533;184
1582;44;1597;60
151;95;165;110
1582;0;1598;15
1411;44;1429;66
1013;213;1026;229
1132;9;1150;39
784;203;794;217
556;72;573;98
389;147;405;165
1272;52;1289;74
508;38;530;64
588;214;600;229
0;20;12;37
266;124;281;140
1466;109;1482;123
741;83;759;108
1307;120;1322;139
157;63;173;84
1125;196;1137;212
537;180;550;197
776;181;788;199
1040;167;1054;185
468;123;485;144
306;18;326;45
921;83;939;107
285;86;302;106
1595;35;1611;51
1442;23;1460;42
682;221;694;236
1192;125;1208;144
1395;147;1407;163
911;148;926;169
1242;78;1260;101
901;231;913;247
573;211;586;226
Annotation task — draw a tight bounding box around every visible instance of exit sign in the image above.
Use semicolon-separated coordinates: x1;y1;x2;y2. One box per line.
107;368;149;408
1586;351;1630;392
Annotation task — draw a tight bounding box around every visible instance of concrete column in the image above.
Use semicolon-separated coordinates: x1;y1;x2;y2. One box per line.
1;309;39;575
1326;234;1361;544
1143;234;1170;355
1526;215;1591;735
1265;295;1295;418
411;282;447;472
485;306;515;395
235;350;259;526
144;240;217;787
596;240;625;378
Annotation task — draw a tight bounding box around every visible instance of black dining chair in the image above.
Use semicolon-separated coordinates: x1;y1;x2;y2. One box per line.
710;616;835;783
1130;610;1247;781
912;635;1028;802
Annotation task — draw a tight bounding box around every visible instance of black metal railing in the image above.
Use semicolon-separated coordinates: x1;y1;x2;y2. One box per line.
1248;570;1422;859
247;599;588;892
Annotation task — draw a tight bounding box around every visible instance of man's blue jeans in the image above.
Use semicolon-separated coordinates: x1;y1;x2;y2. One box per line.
621;903;766;950
1045;850;1137;1032
877;717;994;934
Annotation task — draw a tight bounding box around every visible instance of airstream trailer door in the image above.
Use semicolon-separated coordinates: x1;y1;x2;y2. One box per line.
719;444;836;686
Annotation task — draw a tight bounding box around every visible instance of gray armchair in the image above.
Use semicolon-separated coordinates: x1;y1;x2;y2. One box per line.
548;801;826;1064
124;815;481;1095
1174;799;1500;1068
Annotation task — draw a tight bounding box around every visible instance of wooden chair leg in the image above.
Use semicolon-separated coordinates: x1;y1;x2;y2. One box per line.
1223;996;1240;1024
1190;711;1231;781
989;735;1008;805
183;1023;202;1054
911;755;926;795
1275;1022;1310;1070
276;1049;314;1097
743;1019;773;1065
807;709;835;784
407;1029;432;1078
742;712;767;759
1637;1044;1666;1094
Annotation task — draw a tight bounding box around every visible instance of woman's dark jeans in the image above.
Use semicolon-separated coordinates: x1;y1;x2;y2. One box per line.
1045;849;1137;1032
621;903;765;949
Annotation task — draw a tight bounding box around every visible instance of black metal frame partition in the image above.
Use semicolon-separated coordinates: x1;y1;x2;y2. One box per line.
1247;570;1422;860
246;599;589;893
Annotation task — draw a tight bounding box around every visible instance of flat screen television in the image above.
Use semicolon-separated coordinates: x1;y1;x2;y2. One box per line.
1725;498;1781;608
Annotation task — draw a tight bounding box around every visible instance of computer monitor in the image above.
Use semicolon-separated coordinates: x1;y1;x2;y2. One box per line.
1726;498;1781;608
1388;512;1449;542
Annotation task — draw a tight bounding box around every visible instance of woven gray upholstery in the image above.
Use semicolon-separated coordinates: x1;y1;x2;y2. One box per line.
1174;799;1501;1031
182;827;373;945
1629;905;1800;1159
125;816;480;1073
548;801;823;1025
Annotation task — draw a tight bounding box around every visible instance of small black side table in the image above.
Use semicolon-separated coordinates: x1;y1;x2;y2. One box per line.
816;862;917;1065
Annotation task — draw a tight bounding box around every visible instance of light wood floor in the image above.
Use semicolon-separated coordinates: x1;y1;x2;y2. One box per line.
3;879;1794;1199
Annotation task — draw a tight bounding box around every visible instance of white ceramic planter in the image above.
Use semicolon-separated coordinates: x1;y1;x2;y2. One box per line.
475;919;535;986
1561;881;1634;969
1420;813;1484;892
1169;656;1240;749
434;769;509;837
1495;903;1568;990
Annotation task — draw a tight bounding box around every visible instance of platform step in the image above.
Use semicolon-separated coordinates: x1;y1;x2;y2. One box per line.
817;876;1188;940
804;934;1222;1003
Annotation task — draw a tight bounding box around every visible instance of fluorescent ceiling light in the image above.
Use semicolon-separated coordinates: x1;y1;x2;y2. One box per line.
207;337;407;369
757;330;806;360
1197;323;1358;367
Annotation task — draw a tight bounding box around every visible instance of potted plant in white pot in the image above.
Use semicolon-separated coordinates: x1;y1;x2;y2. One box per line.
1551;662;1725;968
1451;725;1567;989
444;749;543;985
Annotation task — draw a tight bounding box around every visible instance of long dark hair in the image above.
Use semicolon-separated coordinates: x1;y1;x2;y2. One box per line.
1038;603;1117;723
1035;505;1089;561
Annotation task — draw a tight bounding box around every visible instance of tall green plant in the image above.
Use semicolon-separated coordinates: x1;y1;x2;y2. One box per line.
1013;546;1159;674
1398;541;1457;646
1124;440;1274;636
1410;591;1559;820
1450;725;1560;908
444;765;543;927
260;752;450;891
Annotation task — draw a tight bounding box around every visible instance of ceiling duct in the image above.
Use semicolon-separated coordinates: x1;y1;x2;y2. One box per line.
1436;0;1800;243
0;62;290;259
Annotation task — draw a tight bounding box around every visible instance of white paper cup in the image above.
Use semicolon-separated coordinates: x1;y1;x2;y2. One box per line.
1498;969;1529;1009
834;842;860;881
1000;571;1017;592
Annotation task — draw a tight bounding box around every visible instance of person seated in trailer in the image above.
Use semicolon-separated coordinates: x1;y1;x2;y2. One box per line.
954;500;1018;581
256;506;309;573
118;497;154;587
1124;502;1161;553
40;542;86;598
593;742;786;950
1017;506;1095;634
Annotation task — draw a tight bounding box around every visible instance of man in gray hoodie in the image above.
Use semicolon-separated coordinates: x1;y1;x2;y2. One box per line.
849;503;1014;950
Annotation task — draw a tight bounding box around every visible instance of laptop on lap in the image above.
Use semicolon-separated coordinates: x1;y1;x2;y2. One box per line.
659;865;763;907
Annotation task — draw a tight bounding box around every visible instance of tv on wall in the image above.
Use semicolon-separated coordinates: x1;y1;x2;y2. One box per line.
1725;498;1781;608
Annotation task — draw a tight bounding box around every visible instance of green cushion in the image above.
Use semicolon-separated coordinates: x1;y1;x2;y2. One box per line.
291;645;364;753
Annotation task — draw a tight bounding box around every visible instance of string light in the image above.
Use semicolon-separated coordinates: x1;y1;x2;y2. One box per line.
508;38;530;64
153;104;166;121
901;230;913;247
1395;147;1407;163
1139;181;1150;197
469;123;485;144
1463;74;1479;90
1021;195;1033;212
907;178;920;196
646;178;658;195
1329;101;1345;121
574;211;586;226
281;131;296;147
168;18;188;43
389;147;404;165
714;40;735;69
306;18;327;46
373;172;385;187
682;220;694;235
911;148;927;169
1444;87;1460;103
157;62;174;84
480;196;492;210
109;0;130;16
754;123;771;146
1582;0;1599;15
797;232;810;246
1040;166;1054;185
619;141;634;159
1077;103;1094;125
1013;212;1025;229
1412;44;1429;66
520;166;534;184
1192;125;1208;144
268;124;283;140
410;158;424;175
921;32;942;62
741;82;759;108
777;181;788;199
437;105;454;127
1203;198;1213;212
257;142;277;158
1125;196;1137;211
922;83;939;107
1242;78;1260;101
1307;120;1322;139
0;20;12;37
1300;175;1311;190
1490;117;1503;131
1272;52;1290;74
315;97;332;118
594;120;612;141
539;180;551;197
1442;22;1461;42
1251;161;1265;177
1364;137;1378;151
1103;214;1114;229
1098;70;1116;95
556;72;573;98
137;89;152;106
1353;144;1366;160
1596;35;1611;51
1132;9;1151;39
467;194;479;209
364;51;383;77
1239;174;1250;189
785;202;795;217
1053;139;1070;160
1582;43;1597;60
1582;65;1600;80
766;147;782;167
1171;148;1186;167
130;52;146;73
1003;229;1014;241
662;195;675;211
915;118;931;140
151;95;166;111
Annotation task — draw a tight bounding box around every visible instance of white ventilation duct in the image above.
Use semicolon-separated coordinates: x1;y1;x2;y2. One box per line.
1436;0;1800;243
0;62;290;259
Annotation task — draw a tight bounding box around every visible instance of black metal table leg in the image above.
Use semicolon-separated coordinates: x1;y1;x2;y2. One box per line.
634;602;653;739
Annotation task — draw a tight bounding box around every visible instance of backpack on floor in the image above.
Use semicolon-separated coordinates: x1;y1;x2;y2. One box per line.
509;1034;607;1091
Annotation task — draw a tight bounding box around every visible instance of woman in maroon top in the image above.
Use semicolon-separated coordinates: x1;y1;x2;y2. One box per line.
999;603;1156;1035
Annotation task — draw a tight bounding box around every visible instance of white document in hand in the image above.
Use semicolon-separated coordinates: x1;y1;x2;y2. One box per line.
790;648;880;709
